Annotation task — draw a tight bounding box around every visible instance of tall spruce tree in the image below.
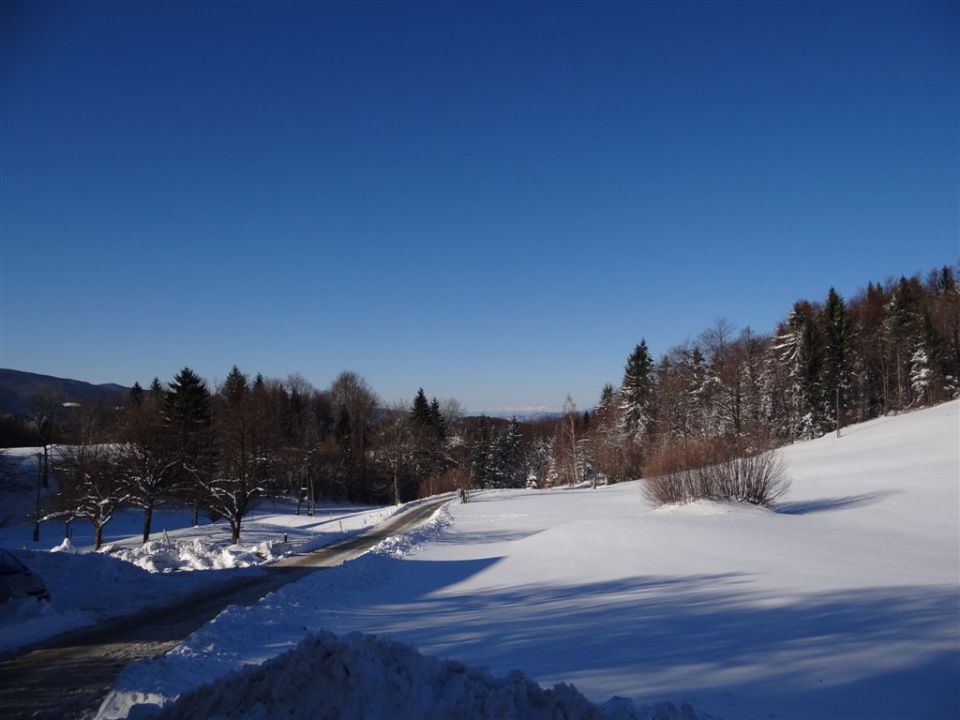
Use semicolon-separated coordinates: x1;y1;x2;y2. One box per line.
411;389;431;427
910;311;956;404
149;378;165;405
821;288;853;429
494;418;525;488
618;340;654;440
163;367;213;525
884;277;923;409
773;302;826;439
410;389;446;486
470;416;495;489
429;398;446;441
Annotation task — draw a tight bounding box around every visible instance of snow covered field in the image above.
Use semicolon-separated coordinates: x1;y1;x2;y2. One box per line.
0;501;405;655
99;401;960;719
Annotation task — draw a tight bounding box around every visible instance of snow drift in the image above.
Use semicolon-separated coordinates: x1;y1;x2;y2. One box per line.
104;537;289;573
149;630;700;720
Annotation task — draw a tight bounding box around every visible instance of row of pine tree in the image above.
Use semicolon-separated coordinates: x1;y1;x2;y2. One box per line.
577;264;959;484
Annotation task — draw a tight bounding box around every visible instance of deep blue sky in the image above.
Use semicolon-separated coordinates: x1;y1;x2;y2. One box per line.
1;1;957;411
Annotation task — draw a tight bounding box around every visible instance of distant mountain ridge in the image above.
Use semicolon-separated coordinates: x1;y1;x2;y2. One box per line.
469;409;564;421
0;369;129;418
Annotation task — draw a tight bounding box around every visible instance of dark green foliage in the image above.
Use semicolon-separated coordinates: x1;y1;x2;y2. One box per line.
774;301;827;438
163;368;213;461
128;382;144;407
410;389;447;485
162;368;214;521
619;340;654;439
222;366;248;407
821;288;852;426
495;418;526;488
470;416;495;489
149;378;165;404
411;389;431;427
429;398;446;441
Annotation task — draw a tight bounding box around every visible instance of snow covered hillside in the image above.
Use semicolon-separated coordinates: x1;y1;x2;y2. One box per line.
102;401;959;719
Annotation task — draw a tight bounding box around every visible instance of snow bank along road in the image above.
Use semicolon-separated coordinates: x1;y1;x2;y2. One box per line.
0;498;448;720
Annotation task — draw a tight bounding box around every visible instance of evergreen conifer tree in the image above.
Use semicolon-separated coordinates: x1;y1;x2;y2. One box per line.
821;288;853;428
470;416;494;489
773;302;826;438
884;277;922;409
410;389;444;483
129;382;144;407
618;340;654;440
163;367;213;525
149;378;165;405
429;398;446;441
493;418;525;488
910;311;956;404
411;389;431;427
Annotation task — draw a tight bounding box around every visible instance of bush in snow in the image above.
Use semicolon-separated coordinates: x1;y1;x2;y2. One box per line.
643;438;790;507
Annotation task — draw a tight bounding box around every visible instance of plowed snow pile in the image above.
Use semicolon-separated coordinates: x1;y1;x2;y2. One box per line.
152;630;699;720
107;537;288;572
100;401;959;720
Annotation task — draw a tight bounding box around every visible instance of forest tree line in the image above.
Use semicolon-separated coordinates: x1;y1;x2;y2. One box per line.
9;262;959;546
576;263;960;486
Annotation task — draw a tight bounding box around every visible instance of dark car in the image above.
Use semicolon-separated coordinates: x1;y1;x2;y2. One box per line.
0;547;50;602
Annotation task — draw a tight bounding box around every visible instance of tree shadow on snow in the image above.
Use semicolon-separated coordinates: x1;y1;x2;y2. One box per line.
350;566;959;719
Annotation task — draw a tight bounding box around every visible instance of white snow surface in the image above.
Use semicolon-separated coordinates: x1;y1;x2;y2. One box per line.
150;630;700;720
0;501;407;655
0;545;262;656
101;402;959;719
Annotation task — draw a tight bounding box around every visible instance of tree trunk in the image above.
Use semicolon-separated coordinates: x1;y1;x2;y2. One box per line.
231;520;241;544
94;523;104;551
142;506;153;544
895;346;903;411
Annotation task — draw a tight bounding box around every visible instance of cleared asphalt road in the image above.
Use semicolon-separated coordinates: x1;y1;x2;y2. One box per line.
0;498;447;720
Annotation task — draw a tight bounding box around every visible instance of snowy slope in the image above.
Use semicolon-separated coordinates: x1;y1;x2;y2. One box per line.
100;401;959;719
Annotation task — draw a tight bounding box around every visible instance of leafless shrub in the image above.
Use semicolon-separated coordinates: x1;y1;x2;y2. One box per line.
643;438;790;507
